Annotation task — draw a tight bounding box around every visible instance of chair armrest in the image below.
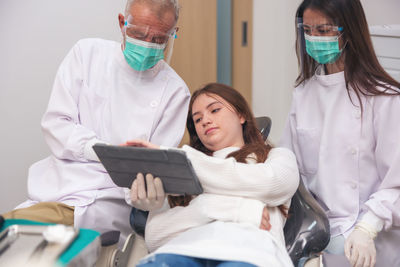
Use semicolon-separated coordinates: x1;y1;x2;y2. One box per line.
284;179;330;266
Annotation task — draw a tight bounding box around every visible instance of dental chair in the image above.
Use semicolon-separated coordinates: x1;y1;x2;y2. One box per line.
97;116;330;267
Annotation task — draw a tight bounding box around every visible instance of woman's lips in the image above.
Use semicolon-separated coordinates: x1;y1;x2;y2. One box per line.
205;127;218;135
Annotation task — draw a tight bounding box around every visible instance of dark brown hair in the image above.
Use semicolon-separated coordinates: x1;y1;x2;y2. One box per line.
168;83;288;216
295;0;400;111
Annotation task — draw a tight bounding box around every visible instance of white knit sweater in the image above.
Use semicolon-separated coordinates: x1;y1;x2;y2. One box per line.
144;146;299;267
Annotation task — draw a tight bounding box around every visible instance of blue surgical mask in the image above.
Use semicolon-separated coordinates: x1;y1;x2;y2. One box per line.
305;34;343;64
123;36;166;71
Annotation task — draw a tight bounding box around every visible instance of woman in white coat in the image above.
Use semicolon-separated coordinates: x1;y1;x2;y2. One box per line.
281;0;400;266
127;83;299;267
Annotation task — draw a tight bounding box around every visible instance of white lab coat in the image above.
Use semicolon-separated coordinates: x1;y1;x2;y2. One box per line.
17;38;190;243
281;70;400;266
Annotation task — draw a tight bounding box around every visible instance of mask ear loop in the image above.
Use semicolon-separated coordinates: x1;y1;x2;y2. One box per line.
337;27;348;52
121;21;128;50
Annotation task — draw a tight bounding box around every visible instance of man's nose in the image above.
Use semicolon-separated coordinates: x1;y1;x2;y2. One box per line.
143;35;153;43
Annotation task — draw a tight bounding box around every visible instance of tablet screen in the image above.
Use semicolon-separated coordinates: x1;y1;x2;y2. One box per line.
93;144;203;195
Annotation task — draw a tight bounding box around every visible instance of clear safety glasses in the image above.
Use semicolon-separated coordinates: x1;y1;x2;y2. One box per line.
124;22;176;45
297;23;343;36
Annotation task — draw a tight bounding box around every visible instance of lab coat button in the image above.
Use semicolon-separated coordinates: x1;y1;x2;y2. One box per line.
351;148;357;155
355;111;361;119
150;100;158;108
351;183;357;189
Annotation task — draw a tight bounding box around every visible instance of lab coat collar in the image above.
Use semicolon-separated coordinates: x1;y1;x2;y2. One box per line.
315;66;345;86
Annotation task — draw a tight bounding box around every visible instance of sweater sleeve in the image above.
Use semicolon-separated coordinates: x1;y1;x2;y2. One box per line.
181;146;300;206
191;193;265;227
145;193;265;252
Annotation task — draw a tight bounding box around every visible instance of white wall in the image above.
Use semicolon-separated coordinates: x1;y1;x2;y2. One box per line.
252;0;400;144
252;0;301;144
0;0;125;213
362;0;400;26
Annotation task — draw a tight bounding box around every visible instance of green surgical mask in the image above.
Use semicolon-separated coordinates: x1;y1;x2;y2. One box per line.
123;36;166;71
305;34;343;64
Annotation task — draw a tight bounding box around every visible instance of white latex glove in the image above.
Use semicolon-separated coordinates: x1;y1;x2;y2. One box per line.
130;173;165;211
344;222;377;267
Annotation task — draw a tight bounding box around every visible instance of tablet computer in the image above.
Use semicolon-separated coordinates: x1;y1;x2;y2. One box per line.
93;144;203;195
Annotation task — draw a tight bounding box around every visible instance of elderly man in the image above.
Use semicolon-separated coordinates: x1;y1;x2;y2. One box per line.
3;0;189;243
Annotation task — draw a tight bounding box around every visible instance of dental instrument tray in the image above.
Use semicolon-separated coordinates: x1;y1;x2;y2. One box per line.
93;144;203;195
0;224;78;266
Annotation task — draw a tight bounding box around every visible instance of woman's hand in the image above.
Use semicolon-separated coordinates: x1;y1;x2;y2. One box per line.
345;227;376;267
123;139;160;149
130;173;165;211
260;206;271;231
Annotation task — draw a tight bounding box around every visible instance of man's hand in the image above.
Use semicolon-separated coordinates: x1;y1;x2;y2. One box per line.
259;206;271;231
124;139;160;149
130;173;165;211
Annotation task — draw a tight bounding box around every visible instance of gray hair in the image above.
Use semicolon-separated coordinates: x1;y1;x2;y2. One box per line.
125;0;180;23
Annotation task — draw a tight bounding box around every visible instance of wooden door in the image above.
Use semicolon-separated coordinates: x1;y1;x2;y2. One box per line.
232;0;253;105
169;0;217;145
169;0;218;92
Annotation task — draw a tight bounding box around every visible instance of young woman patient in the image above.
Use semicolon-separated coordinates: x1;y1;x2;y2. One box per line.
126;83;299;267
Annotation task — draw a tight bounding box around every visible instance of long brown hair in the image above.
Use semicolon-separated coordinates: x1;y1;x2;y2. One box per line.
295;0;400;111
168;83;288;216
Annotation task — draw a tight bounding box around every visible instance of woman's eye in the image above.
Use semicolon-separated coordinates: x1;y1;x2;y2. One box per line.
318;29;330;34
303;27;311;34
211;108;220;113
194;118;201;124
